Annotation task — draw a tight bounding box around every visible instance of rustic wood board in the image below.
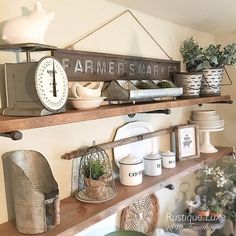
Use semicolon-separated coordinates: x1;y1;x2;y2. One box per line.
0;95;231;133
0;147;233;236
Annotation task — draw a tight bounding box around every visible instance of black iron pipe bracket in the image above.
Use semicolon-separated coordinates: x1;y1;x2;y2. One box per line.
199;100;233;106
212;99;233;104
128;113;136;118
0;130;23;141
146;109;171;115
165;184;175;190
128;109;171;118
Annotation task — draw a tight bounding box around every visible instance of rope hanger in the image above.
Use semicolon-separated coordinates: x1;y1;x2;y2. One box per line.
64;9;173;61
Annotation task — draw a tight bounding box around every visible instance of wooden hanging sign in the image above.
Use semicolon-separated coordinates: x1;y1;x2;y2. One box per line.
52;49;180;81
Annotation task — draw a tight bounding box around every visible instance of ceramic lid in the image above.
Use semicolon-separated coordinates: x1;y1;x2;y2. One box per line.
144;152;161;160
119;154;143;165
161;151;175;157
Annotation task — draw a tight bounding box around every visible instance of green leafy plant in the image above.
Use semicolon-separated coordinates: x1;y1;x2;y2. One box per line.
180;37;204;72
208;198;222;214
83;159;105;180
210;205;222;214
219;43;236;66
198;204;210;212
157;81;172;88
200;155;236;219
135;81;152;89
180;37;236;72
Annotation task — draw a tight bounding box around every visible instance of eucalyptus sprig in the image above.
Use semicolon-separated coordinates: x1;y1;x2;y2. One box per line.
180;37;236;72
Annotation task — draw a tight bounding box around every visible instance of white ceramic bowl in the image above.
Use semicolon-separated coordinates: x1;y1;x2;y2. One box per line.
69;81;103;98
69;97;106;110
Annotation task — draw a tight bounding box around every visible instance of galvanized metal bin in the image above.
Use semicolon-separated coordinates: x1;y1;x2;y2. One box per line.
2;150;60;234
102;80;183;102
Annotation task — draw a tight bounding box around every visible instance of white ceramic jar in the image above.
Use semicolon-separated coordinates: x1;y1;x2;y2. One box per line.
143;153;162;176
161;151;176;168
119;154;143;186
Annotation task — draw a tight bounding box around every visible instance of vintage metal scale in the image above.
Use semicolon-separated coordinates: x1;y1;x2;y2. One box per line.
0;43;68;116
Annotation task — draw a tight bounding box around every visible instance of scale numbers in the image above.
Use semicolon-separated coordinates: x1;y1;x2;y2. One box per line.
35;56;68;111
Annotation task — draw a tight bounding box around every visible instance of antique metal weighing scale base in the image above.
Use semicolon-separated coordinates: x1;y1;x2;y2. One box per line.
0;43;67;117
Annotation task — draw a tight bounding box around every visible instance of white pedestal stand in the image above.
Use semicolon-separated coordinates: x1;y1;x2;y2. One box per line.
199;128;224;153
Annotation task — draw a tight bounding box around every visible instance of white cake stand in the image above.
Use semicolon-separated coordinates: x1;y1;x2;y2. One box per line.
199;127;224;153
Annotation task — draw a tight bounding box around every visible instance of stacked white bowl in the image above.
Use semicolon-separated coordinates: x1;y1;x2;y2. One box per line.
189;110;224;130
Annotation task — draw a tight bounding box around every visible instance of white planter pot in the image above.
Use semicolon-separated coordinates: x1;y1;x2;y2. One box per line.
200;68;224;96
173;72;203;97
119;154;143;186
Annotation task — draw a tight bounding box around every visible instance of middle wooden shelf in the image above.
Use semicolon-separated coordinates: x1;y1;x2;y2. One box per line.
0;95;231;134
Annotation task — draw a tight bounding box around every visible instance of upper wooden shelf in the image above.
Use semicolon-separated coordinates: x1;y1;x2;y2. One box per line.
0;147;233;236
0;95;232;133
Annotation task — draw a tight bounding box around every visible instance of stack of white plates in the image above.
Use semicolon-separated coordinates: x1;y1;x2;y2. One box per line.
189;110;224;130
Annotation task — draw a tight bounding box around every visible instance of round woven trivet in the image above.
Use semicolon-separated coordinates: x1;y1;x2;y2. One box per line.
120;194;159;236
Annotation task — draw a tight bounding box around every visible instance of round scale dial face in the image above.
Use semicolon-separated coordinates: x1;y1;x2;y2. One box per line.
35;56;68;111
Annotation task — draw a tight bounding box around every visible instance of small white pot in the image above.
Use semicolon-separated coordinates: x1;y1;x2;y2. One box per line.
161;151;176;168
144;153;162;176
119;154;143;186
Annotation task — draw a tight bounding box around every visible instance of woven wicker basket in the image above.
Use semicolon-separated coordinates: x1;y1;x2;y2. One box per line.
120;194;159;236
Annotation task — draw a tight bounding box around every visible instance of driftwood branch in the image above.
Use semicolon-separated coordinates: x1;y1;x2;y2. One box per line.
61;127;174;160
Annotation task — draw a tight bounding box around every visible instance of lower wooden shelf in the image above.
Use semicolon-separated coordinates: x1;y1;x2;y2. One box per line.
0;147;233;236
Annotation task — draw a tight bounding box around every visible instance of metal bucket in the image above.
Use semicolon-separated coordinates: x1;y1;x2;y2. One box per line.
200;68;224;96
2;150;60;234
173;72;203;98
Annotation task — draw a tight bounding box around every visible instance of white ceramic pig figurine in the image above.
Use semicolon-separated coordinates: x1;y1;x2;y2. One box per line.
2;1;54;44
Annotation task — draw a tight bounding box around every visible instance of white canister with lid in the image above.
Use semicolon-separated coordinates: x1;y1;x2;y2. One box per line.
161;151;176;168
144;153;162;176
118;154;143;186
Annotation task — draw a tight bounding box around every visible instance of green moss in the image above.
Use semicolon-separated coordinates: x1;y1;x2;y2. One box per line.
83;159;105;180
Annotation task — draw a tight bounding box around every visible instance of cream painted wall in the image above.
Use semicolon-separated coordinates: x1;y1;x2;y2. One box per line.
214;33;236;148
0;0;216;234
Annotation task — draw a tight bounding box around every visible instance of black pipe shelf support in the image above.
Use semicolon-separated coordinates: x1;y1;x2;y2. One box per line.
199;99;233;106
0;130;23;140
212;99;233;104
165;184;175;190
128;109;171;118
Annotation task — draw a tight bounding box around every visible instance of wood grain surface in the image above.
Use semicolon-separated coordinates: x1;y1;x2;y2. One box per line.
0;95;231;133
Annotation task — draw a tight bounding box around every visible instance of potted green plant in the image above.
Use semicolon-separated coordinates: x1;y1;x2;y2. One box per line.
200;43;236;96
200;156;236;234
207;198;223;218
177;37;236;96
173;37;203;98
82;158;107;200
210;205;223;218
197;204;210;217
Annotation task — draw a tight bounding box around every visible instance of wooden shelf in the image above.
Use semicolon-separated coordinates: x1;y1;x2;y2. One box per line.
0;95;231;133
0;147;233;236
